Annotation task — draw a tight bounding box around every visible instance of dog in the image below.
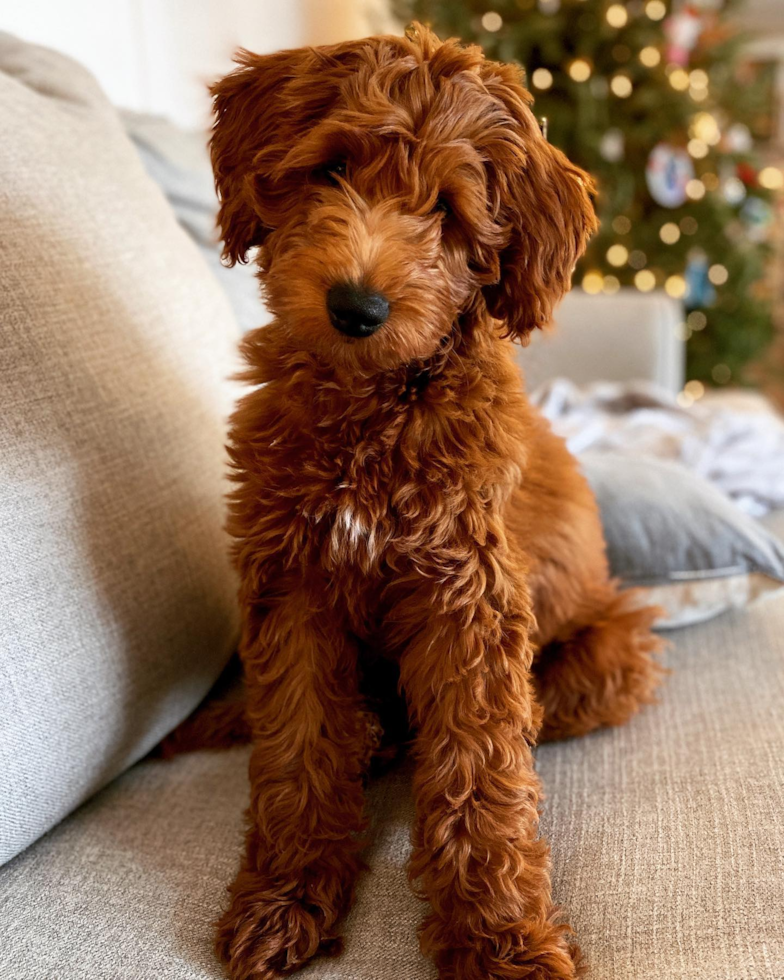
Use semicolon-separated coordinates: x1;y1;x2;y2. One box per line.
196;22;663;980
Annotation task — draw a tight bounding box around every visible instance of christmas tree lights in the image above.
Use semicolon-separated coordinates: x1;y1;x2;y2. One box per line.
395;0;780;387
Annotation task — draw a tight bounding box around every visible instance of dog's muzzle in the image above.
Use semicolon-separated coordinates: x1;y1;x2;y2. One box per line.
327;282;389;338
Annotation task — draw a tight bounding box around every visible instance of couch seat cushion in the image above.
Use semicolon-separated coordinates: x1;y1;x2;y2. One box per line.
1;595;783;979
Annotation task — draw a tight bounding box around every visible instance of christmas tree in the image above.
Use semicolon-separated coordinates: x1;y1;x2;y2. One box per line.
394;0;781;391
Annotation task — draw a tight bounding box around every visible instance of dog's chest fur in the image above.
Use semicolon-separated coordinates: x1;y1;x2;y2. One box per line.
228;338;528;633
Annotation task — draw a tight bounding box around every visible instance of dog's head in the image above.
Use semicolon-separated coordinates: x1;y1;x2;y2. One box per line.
211;24;597;373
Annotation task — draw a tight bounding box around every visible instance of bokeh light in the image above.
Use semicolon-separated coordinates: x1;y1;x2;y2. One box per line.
635;270;657;292
607;244;629;266
582;271;604;294
611;74;633;98
532;67;554;90
690;69;709;89
481;11;503;31
687;138;709;159
686;179;706;200
665;275;687;298
669;69;690;91
640;46;661;68
660;222;681;244
687;311;708;330
569;59;592;82
692;112;720;145
606;4;628;28
760;167;784;190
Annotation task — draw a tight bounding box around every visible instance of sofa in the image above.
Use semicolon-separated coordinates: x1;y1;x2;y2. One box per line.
1;33;783;980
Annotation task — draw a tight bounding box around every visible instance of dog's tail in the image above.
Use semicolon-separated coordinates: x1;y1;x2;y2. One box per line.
153;657;251;759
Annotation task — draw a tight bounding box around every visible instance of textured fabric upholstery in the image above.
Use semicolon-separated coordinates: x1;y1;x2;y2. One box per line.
519;289;686;394
1;595;782;979
0;33;239;865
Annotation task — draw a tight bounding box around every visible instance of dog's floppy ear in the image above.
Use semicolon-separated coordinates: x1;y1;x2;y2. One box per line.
210;48;319;265
480;63;598;341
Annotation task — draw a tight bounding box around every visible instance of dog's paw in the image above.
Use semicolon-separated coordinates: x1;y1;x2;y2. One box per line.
429;919;582;980
215;870;345;980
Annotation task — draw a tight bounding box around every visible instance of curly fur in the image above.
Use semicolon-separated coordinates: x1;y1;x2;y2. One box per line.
189;23;664;980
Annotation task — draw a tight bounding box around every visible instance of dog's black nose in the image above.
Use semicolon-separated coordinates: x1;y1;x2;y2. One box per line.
327;282;389;338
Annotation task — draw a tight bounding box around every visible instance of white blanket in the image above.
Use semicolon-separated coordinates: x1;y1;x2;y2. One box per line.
532;379;784;517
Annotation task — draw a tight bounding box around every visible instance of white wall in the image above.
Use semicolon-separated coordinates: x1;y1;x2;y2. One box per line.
2;0;148;111
2;0;395;128
741;0;784;32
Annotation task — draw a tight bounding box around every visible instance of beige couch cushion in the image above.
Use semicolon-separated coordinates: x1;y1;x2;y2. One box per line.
0;33;239;865
1;590;782;979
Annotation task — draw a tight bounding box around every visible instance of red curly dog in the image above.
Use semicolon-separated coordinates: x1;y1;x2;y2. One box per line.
180;23;664;980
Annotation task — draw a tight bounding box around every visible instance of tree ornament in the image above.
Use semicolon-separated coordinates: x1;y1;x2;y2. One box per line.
721;165;747;205
724;122;752;154
664;7;704;67
685;248;716;308
646;143;695;208
736;162;758;187
741;197;774;243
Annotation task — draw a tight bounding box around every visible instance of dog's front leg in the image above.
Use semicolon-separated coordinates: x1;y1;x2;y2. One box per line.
216;590;368;980
398;555;580;980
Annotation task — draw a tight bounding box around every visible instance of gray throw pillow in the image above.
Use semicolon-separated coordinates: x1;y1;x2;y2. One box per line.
0;34;239;865
582;453;784;628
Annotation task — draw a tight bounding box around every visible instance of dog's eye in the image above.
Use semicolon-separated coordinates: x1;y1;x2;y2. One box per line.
321;160;347;184
433;197;451;216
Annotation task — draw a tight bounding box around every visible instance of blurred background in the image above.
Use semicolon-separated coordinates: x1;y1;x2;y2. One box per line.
5;0;784;404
